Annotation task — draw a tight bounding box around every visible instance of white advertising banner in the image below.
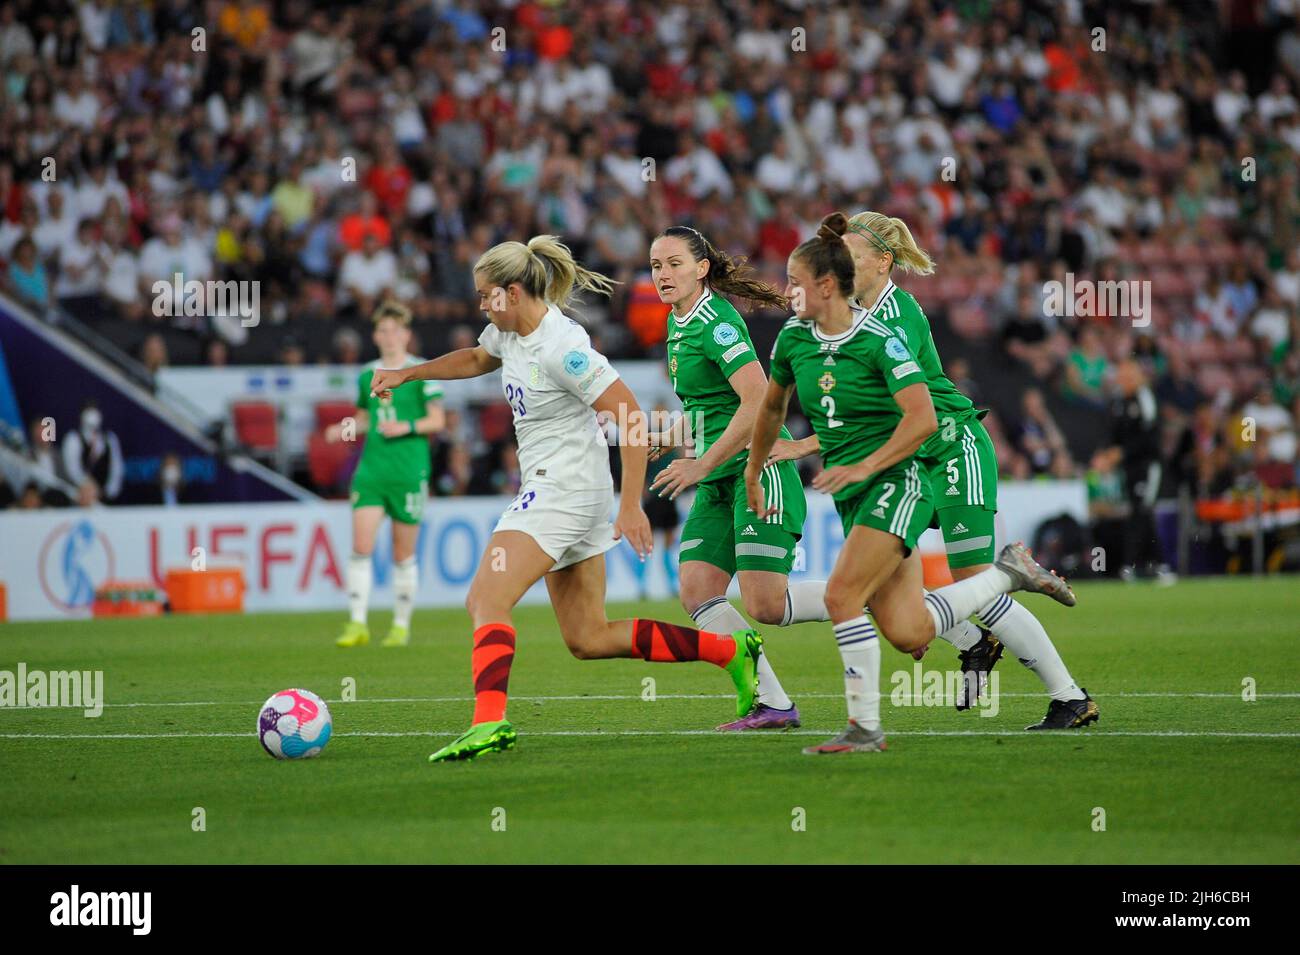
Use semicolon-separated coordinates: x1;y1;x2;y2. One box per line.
0;481;1085;621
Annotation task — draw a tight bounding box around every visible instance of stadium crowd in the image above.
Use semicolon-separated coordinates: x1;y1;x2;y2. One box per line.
1;0;1299;569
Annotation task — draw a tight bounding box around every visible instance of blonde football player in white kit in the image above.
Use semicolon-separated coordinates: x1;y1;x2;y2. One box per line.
370;236;765;762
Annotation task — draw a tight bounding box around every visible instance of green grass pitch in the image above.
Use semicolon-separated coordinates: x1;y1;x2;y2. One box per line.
1;577;1297;864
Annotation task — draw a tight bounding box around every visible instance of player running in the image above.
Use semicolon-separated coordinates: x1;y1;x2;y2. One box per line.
646;226;832;731
369;236;764;762
770;210;1097;730
328;300;445;648
746;214;1076;753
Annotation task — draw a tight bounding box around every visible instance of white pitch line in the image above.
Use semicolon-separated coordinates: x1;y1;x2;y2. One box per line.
1;729;1297;740
3;690;1298;710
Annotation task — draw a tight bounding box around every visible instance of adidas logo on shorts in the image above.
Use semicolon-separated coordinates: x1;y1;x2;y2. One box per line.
871;507;886;518
946;485;960;495
742;525;758;537
950;522;969;534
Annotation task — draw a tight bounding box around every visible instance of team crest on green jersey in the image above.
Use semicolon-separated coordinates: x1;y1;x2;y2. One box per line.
819;371;836;393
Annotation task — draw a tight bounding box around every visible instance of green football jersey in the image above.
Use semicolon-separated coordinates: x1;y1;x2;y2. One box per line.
770;303;929;500
353;356;442;485
665;288;790;483
856;280;978;458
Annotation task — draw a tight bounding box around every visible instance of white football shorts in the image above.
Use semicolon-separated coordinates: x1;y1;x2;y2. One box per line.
493;483;617;571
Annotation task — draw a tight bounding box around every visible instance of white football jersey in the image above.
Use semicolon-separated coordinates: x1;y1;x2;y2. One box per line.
478;304;619;492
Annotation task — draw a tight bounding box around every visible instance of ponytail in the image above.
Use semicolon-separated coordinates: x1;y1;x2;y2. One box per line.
791;213;856;297
474;235;617;308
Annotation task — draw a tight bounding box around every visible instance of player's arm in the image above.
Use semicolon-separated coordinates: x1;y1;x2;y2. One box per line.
765;432;820;465
326;409;368;442
813;382;937;494
371;346;501;397
591;379;653;559
650;361;765;499
744;377;795;519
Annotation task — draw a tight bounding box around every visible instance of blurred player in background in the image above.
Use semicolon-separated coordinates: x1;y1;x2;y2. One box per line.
646;226;827;732
327;301;445;648
749;215;1076;753
370;236;764;763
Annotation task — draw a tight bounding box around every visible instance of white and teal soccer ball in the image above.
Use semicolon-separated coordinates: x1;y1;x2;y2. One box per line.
258;688;332;759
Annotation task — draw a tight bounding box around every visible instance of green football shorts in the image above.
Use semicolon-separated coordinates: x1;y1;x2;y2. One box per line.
925;418;999;568
679;461;806;576
835;458;935;554
351;476;428;525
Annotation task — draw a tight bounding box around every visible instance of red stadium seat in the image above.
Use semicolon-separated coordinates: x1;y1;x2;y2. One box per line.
315;400;357;430
306;432;355;495
231;401;279;451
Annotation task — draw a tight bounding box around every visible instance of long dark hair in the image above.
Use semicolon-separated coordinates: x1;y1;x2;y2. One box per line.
791;213;855;298
656;226;787;310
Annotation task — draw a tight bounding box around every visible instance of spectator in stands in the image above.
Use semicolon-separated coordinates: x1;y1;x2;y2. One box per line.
332;327;362;366
17;482;45;509
138;213;212;326
1014;388;1075;477
25;415;67;489
4;236;51;312
436;442;474;497
54;218;109;318
488;443;521;497
205;338;229;367
1242;385;1297;466
157;452;184;506
139;332;169;375
62;400;123;504
338;231;398;319
1063;324;1110;408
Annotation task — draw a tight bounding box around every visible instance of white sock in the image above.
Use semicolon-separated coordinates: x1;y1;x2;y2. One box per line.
780;580;831;625
832;615;880;730
692;596;793;710
923;566;1014;640
393;556;417;629
934;617;983;652
347;553;372;625
978;594;1084;701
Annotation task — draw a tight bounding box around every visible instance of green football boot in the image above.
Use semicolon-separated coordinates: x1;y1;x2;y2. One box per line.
429;720;517;762
724;629;764;718
381;624;410;648
336;621;370;648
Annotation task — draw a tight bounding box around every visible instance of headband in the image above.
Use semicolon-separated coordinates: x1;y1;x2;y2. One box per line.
847;221;895;259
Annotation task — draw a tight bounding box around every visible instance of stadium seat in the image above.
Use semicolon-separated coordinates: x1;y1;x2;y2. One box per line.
306;432;355;495
315;400;356;430
231;401;280;452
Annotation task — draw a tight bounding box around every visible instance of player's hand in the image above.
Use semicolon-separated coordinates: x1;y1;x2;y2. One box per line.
647;432;676;463
766;437;814;466
649;457;708;500
370;366;408;399
613;504;653;559
813;461;872;495
324;423;343;443
376;419;412;438
744;466;776;520
910;644;929;661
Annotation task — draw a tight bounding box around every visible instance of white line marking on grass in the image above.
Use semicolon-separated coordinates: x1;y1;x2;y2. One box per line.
4;691;1298;710
2;729;1297;740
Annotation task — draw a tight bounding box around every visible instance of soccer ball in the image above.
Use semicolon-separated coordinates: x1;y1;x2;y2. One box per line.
258;688;332;759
